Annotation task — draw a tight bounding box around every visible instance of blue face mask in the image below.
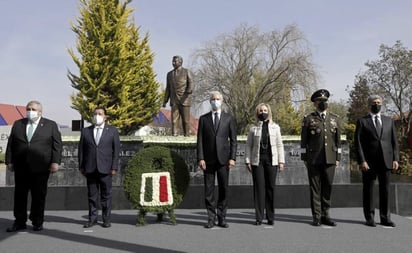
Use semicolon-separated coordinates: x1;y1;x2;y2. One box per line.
27;111;39;122
210;100;221;110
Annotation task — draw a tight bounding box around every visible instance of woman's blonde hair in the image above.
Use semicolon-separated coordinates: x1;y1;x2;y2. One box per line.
255;103;272;123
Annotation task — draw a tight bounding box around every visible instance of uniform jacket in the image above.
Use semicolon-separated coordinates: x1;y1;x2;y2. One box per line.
245;121;285;166
197;111;237;166
300;111;341;165
5;117;62;173
164;67;193;106
355;114;399;169
78;124;120;174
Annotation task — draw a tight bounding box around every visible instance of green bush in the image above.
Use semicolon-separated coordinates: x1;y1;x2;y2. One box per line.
0;153;5;163
399;149;412;176
123;146;190;225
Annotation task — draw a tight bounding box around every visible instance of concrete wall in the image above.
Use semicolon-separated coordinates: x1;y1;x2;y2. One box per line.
4;136;351;186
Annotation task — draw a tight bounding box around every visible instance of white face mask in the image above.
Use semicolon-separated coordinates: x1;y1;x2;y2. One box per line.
27;111;39;122
210;100;222;110
93;115;104;125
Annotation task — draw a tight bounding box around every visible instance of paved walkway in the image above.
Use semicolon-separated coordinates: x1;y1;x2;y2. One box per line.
0;208;411;253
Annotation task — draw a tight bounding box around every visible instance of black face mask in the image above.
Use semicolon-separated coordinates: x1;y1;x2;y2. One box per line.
317;101;328;111
258;113;268;121
371;104;381;114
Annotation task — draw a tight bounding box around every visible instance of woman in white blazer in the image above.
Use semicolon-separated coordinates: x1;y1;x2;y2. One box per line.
245;103;285;225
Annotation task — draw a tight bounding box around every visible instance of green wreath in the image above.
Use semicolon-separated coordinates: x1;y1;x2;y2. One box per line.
123;146;190;225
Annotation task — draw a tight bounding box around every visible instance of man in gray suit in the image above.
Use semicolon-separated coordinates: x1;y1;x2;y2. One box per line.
163;55;193;136
6;100;62;232
197;91;237;228
78;107;120;228
355;95;399;227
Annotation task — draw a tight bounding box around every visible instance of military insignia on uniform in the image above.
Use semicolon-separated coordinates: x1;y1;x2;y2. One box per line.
311;130;315;135
330;118;337;133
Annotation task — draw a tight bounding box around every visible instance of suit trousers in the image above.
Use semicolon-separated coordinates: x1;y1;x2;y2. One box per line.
86;171;113;222
14;170;50;226
307;163;335;219
171;104;191;136
203;163;229;222
362;168;391;222
251;153;277;222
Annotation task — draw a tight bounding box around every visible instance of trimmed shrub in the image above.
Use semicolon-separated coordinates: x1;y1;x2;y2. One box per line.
123;146;190;225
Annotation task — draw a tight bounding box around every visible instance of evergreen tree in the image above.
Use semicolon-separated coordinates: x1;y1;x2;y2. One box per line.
68;0;161;135
346;76;370;124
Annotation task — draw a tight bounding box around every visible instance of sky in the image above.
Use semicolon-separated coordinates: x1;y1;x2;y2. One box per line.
1;0;412;126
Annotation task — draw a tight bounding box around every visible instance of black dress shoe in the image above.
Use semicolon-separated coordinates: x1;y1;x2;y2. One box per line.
365;219;376;227
381;220;396;227
254;221;262;226
267;220;274;225
311;219;321;226
102;222;111;228
217;222;229;228
321;217;337;227
6;224;27;232
204;221;215;229
83;220;97;228
33;225;43;231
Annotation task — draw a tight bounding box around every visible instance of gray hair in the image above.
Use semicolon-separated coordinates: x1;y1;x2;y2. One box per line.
209;91;223;101
367;95;382;105
26;100;43;112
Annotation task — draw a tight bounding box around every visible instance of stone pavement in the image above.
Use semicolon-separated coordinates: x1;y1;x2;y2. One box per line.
0;208;411;253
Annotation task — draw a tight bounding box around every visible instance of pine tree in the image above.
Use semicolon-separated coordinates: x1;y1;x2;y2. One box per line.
68;0;161;135
346;76;370;124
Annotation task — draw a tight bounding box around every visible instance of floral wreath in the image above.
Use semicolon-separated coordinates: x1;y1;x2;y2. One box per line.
123;146;190;225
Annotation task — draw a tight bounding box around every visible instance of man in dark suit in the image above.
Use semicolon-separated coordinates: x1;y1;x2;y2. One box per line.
301;89;341;227
163;55;193;136
78;107;120;228
355;95;399;227
197;91;237;228
5;100;62;232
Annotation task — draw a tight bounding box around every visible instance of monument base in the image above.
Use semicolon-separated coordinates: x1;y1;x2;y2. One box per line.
1;184;411;216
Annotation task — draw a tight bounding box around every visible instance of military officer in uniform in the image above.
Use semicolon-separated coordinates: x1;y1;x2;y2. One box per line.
300;89;341;227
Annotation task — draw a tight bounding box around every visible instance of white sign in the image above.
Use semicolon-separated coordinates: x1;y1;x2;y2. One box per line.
0;126;12;154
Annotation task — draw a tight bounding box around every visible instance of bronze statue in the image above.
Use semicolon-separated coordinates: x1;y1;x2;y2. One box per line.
163;55;193;136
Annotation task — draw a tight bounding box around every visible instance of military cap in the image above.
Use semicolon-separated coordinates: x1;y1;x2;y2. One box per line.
310;89;330;102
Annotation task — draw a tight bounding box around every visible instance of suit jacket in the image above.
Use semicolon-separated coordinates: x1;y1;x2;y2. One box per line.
197;111;237;166
5;117;62;173
245;121;285;166
355;114;399;169
164;67;193;106
78;124;120;174
300;111;341;165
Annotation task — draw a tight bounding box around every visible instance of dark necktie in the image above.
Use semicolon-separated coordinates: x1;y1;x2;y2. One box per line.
214;112;219;131
375;115;382;135
95;127;102;144
321;113;326;120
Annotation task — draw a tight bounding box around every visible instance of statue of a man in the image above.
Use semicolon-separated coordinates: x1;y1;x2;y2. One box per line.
163;55;193;136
